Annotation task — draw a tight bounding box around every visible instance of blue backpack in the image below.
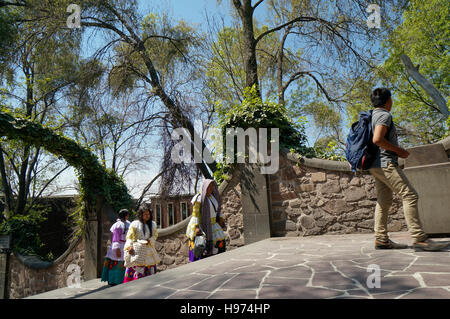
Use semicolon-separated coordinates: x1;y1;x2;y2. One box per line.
345;110;378;172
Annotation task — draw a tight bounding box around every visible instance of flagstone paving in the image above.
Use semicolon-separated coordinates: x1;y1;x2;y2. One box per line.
27;232;450;299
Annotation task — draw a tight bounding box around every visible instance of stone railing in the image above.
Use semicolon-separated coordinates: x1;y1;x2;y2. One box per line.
269;149;406;237
7;236;84;299
152;146;409;269
269;135;449;237
438;136;450;154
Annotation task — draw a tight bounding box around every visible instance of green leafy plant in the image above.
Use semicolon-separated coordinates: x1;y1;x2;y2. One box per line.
213;161;232;185
0;110;133;244
0;205;54;260
314;140;346;161
216;85;314;164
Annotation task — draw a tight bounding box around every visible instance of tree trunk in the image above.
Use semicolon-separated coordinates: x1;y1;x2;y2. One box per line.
15;146;30;215
15;64;34;215
277;26;292;105
233;0;260;95
0;148;12;219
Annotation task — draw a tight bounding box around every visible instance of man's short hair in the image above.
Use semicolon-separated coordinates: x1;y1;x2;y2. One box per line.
370;88;391;107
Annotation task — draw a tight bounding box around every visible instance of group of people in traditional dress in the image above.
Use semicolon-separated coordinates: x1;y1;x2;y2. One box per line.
101;179;226;286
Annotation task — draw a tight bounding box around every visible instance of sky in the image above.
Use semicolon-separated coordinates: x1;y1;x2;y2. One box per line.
145;0;233;27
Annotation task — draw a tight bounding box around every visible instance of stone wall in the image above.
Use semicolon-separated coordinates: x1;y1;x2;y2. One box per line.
7;237;84;299
269;154;406;237
155;228;189;271
218;167;244;249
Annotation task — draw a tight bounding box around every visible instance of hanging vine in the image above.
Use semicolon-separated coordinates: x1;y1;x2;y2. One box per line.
0;109;133;235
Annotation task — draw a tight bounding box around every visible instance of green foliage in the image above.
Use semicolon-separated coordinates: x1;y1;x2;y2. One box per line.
313;139;345;162
216;85;315;171
378;0;449;145
109;12;199;94
446;117;450;138
141;13;199;74
0;7;19;77
204;25;282;106
0;205;53;260
217;85;308;150
213;161;232;185
0;110;133;236
67;198;85;239
344;76;378;124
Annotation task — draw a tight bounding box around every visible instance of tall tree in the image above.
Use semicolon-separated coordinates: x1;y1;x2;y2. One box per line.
77;1;217;179
344;0;448;146
0;1;90;218
203;22;280;106
378;0;449;145
225;0;387;100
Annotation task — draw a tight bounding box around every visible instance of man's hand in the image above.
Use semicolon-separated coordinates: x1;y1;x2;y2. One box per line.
396;148;410;159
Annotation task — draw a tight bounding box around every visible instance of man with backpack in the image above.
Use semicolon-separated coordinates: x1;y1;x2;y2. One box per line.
366;88;446;251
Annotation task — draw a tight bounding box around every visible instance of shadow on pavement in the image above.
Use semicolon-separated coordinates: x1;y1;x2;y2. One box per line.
67;284;112;299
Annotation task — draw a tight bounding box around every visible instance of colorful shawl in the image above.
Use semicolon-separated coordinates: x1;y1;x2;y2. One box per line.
200;179;221;247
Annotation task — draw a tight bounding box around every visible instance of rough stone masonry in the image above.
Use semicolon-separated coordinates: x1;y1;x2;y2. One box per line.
220;152;406;243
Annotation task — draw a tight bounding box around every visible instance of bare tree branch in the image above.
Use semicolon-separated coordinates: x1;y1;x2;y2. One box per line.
135;170;165;210
24;164;70;214
255;16;319;44
252;0;264;10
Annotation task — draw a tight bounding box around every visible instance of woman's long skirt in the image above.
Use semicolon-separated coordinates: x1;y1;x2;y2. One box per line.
101;258;126;286
123;265;157;283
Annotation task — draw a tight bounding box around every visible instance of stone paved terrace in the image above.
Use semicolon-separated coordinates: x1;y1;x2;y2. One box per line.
27;232;450;299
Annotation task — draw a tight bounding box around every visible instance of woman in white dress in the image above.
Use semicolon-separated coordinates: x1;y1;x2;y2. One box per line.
123;205;160;282
186;179;226;261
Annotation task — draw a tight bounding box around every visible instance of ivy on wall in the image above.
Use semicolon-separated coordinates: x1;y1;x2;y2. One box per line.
214;85;315;183
0;109;132;237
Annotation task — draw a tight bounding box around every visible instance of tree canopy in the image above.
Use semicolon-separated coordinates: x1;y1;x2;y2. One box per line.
0;0;447;241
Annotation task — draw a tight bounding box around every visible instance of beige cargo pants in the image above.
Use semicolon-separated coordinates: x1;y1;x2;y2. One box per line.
369;163;428;243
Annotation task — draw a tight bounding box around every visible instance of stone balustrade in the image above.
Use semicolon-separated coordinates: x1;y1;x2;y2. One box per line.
7;237;84;299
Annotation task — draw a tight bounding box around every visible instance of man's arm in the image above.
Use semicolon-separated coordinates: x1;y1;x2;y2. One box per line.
372;125;410;158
